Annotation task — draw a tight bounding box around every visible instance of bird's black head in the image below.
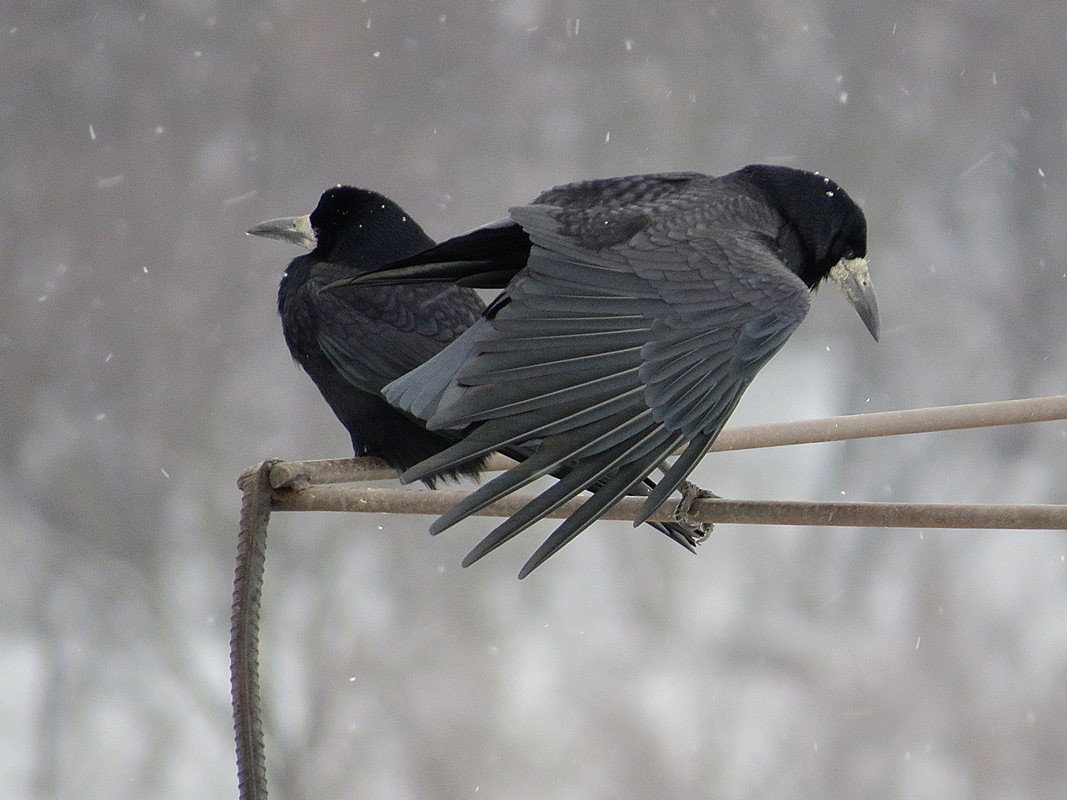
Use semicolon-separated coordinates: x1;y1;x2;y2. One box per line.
248;185;434;270
737;164;867;289
308;186;433;267
736;164;879;339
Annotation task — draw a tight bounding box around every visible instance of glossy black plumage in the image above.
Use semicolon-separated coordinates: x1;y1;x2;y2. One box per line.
332;166;879;575
249;186;487;484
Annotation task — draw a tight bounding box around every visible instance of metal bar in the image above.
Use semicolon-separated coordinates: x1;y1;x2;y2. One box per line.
262;395;1067;488
268;455;398;488
266;454;519;488
709;393;1067;453
271;485;1067;531
231;462;276;800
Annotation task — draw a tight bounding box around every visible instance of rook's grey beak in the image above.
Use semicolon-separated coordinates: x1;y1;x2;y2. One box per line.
829;257;880;341
246;214;317;250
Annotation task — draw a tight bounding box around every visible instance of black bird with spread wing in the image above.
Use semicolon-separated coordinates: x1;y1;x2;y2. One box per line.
248;186;487;483
331;165;879;576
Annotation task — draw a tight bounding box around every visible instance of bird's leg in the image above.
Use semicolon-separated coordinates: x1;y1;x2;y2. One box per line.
672;480;718;540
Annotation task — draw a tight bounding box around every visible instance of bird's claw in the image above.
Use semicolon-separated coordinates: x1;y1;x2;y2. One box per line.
672;481;718;541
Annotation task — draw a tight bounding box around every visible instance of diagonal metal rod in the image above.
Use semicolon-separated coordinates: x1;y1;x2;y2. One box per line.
709;393;1067;452
267;394;1067;488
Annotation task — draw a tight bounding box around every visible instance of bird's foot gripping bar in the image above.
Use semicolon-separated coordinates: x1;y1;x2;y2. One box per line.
672;480;718;539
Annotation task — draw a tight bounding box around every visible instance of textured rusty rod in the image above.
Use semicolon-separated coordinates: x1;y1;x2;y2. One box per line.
268;455;397;487
271;485;1067;531
265;395;1067;488
232;462;275;800
267;454;519;488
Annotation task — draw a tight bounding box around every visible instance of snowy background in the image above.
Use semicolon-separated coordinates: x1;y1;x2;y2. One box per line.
3;1;1067;798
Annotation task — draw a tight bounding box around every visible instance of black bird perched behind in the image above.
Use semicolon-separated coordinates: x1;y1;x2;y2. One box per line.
331;165;880;576
247;186;487;484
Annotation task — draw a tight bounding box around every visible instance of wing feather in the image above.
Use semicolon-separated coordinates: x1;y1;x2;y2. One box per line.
517;436;685;578
380;175;815;571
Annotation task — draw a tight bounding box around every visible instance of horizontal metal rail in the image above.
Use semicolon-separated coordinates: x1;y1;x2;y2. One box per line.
271;485;1067;531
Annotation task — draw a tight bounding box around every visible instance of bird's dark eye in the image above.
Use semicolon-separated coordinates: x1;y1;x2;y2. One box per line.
843;249;855;260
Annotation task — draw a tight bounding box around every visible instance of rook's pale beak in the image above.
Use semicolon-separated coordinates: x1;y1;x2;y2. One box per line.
829;257;880;341
246;214;317;250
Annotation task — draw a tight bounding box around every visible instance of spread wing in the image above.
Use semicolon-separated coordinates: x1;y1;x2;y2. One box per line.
384;185;811;576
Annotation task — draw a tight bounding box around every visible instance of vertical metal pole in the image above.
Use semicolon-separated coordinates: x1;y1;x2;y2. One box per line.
231;461;278;800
